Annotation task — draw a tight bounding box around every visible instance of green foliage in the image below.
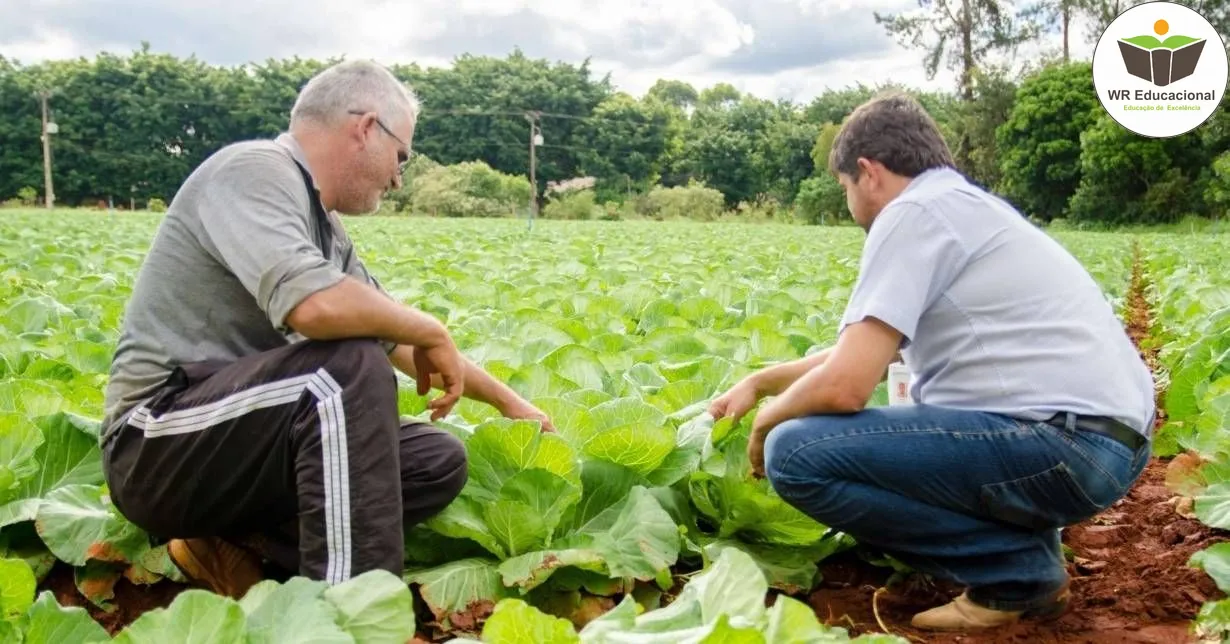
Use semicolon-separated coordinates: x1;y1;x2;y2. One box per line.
1205;152;1230;218
954;66;1019;190
996;61;1100;221
639;183;726;221
1069;114;1197;225
578;93;676;197
2;46;1225;226
410;161;531;218
15;187;37;206
810;123;841;174
794;175;848;225
543;190;603;221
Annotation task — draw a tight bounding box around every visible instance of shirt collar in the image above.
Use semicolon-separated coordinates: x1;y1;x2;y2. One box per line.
275;132;317;189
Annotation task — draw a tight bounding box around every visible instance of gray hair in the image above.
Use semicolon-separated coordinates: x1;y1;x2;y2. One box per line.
290;59;421;131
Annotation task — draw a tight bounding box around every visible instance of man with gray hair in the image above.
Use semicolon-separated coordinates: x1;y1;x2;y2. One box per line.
709;92;1154;632
100;59;553;597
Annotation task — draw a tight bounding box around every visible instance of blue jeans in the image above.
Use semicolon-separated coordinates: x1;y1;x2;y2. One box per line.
763;404;1150;611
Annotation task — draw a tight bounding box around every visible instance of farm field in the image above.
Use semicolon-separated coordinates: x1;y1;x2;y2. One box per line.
0;209;1228;643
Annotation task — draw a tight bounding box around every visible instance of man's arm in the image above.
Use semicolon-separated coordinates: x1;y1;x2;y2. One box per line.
744;318;902;477
286;276;449;348
754;319;902;429
284;277;466;420
749;349;835;397
708;349;831;424
388;344;555;432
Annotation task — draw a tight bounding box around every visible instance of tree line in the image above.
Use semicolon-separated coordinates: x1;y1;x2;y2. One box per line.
0;0;1226;225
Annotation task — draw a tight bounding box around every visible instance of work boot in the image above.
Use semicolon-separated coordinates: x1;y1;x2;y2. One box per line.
911;581;1071;631
168;537;264;599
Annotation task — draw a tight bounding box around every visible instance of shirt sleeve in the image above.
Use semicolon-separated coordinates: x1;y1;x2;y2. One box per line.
195;147;347;332
838;202;970;346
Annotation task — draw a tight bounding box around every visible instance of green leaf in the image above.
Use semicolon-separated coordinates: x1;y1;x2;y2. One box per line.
0;557;35;622
1191;543;1230;594
0;413;104;528
21;591;110;643
1196;482;1230;529
541;344;608;392
584;398;675;475
0;414;42;497
240;577;351;644
1195;598;1230;640
405;558;510;625
323;569;416;643
764;596;852;643
480;599;580;643
114;589;248;643
34;484;148;566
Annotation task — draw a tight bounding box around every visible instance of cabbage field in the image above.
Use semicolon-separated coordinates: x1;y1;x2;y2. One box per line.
0;210;1228;643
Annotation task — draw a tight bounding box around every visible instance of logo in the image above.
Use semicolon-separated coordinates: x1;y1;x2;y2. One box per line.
1092;1;1228;138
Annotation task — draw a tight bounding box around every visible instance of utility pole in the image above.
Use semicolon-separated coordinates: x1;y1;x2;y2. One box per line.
525;111;542;228
36;89;57;209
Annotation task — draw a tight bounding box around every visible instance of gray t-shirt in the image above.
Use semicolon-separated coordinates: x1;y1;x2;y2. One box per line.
839;167;1155;435
102;133;394;442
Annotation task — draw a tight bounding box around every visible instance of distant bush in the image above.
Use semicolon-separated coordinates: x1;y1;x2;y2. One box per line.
383;155;440;213
147;197;167;212
542;189;603;220
410;161;531;218
17;186;37;206
794;174;847;225
639;182;725;221
726;195;794;223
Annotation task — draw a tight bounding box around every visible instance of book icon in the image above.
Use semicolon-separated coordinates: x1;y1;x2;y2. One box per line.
1117;27;1206;86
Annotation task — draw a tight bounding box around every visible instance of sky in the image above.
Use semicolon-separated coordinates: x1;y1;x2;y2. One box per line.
0;0;1102;104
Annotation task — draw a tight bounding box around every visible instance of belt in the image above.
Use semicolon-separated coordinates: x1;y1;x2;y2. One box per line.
1045;412;1149;452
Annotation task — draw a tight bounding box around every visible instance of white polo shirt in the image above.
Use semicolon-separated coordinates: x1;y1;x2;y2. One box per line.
839;167;1156;436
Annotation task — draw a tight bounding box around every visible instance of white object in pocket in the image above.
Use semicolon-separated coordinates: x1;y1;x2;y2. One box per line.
887;362;914;406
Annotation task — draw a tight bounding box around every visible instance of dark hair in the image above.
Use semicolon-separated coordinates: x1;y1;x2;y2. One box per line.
828;91;954;179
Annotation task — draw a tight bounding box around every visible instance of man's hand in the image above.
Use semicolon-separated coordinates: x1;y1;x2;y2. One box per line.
412;339;465;421
498;398;556;433
708;378;760;425
747;396;790;478
742;318;904;478
389;345;552;430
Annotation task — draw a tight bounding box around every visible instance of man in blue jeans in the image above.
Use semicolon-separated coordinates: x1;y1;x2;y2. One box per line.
708;93;1154;632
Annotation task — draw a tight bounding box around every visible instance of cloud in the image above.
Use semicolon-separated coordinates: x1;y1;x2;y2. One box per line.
0;0;971;101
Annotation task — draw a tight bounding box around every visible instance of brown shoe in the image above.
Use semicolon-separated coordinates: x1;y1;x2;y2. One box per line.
911;582;1071;632
168;537;264;599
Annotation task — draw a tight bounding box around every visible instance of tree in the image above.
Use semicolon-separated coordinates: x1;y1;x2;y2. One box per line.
684;96;778;206
577;93;676;200
754;106;820;203
953;66;1019;190
395;50;612;198
646;80;698;111
1069;113;1205;225
996;61;1100;221
874;0;1044;169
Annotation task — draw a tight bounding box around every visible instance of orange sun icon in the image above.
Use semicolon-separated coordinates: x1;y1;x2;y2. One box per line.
1154;19;1169;35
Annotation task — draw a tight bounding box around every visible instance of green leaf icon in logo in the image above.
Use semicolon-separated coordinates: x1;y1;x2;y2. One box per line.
1118;18;1206;85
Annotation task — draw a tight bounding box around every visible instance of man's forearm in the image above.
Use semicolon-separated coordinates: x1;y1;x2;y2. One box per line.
748;348;833;396
389;345;520;411
285;276;449;348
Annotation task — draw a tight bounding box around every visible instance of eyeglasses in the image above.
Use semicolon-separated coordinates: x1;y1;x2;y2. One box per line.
348;110;411;173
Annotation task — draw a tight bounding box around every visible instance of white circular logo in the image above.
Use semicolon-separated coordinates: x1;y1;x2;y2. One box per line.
1092;1;1228;138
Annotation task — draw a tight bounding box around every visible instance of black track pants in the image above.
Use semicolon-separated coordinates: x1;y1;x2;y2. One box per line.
103;338;467;583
